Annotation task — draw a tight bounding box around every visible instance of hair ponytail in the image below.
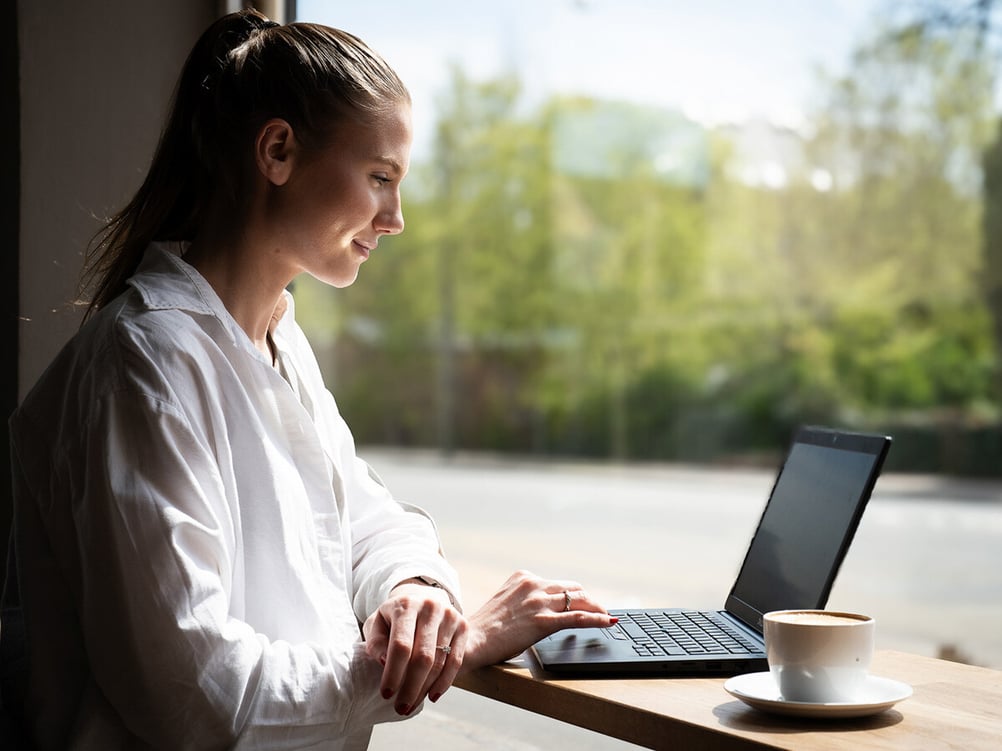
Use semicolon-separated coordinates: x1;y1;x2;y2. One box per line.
81;9;409;322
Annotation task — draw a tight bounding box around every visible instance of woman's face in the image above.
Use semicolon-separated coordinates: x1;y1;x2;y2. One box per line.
271;101;412;288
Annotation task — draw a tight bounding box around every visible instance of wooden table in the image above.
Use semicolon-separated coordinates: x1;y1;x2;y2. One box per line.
455;650;1002;750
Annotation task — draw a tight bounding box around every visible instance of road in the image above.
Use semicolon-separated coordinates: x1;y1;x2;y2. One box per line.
360;448;1002;749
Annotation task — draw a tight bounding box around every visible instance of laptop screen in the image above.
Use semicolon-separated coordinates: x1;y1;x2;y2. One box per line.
724;428;890;630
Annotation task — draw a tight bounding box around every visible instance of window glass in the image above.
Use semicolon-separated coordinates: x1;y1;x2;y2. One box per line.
290;0;1002;684
294;0;1000;473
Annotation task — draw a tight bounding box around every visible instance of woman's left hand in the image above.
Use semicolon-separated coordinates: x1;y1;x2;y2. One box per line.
363;580;468;716
459;570;617;674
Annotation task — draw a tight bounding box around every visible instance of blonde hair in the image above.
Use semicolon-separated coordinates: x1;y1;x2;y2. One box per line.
81;9;409;320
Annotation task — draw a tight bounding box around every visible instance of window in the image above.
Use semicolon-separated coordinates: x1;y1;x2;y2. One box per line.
292;2;1002;713
295;0;1000;472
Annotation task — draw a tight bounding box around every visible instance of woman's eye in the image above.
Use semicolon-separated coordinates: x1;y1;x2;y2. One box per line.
373;175;391;185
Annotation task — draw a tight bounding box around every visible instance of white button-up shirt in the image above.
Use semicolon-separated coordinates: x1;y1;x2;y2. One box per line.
9;243;461;750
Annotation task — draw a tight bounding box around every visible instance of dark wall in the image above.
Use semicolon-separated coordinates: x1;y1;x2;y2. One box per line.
2;0;21;603
4;0;218;602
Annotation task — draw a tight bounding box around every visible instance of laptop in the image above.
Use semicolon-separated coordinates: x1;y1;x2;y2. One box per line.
530;425;891;676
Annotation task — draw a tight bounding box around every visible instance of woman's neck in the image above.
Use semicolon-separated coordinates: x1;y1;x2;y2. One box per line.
185;230;293;361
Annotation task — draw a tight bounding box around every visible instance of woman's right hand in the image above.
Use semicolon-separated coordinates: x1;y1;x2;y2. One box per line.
457;570;617;675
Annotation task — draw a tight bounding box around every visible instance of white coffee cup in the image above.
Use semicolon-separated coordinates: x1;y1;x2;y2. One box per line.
763;609;875;703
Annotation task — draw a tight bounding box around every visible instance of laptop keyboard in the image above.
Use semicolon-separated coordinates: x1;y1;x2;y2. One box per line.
608;610;761;658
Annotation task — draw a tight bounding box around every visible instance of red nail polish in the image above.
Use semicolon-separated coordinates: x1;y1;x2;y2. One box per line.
429;692;442;703
395;703;410;716
381;688;394;700
610;617;619;624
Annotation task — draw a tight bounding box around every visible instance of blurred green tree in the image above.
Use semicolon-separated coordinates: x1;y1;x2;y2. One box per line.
876;0;1002;405
702;11;997;422
294;11;1000;471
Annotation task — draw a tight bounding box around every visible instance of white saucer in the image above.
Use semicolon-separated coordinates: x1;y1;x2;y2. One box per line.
724;672;913;719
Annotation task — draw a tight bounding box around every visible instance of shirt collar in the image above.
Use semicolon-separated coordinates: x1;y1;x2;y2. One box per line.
129;241;222;316
129;241;296;354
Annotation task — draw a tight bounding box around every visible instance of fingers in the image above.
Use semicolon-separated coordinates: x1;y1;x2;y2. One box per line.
362;611;390;662
460;572;621;672
374;586;466;716
553;608;620;630
391;623;465;714
549;585;608;615
549;587;618;631
425;620;468;704
501;571;613;621
378;606;419;705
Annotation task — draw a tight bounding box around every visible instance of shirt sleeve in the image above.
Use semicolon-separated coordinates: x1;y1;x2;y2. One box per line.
345;453;463;621
273;300;462;622
14;385;410;749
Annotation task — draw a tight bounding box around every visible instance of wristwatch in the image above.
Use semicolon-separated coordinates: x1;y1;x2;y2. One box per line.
413;575;444;590
411;575;459;608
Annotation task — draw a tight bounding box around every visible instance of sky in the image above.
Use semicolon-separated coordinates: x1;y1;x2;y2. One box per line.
296;0;886;158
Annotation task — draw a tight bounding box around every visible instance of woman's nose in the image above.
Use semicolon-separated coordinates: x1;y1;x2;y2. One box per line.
375;192;405;235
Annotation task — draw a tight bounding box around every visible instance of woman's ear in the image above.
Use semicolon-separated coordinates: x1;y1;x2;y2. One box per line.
255;118;296;187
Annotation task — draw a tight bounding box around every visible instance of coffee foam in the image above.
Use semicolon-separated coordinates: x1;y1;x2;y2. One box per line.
768;611;869;626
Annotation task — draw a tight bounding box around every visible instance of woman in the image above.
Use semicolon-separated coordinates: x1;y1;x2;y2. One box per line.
6;9;615;750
